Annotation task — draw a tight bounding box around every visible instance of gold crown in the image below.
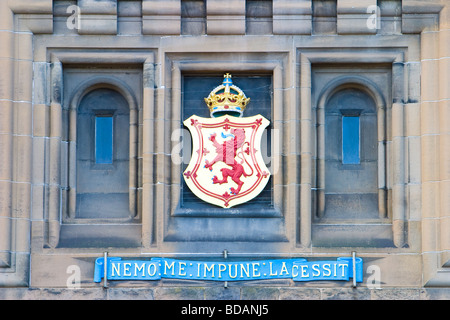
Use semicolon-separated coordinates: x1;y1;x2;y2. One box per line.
204;73;250;117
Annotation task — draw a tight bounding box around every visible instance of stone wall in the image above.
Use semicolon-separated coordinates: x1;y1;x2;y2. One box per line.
0;0;448;298
1;286;450;300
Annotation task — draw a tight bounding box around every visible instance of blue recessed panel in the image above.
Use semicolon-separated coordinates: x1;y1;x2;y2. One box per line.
95;116;113;164
342;116;360;164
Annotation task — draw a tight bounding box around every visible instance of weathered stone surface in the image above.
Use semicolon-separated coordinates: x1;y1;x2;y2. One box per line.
0;286;449;300
0;0;448;298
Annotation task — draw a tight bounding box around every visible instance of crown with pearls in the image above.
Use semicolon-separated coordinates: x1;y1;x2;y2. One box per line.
204;73;250;118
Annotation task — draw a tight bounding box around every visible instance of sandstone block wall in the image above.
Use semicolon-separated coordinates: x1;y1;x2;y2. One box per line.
0;0;448;299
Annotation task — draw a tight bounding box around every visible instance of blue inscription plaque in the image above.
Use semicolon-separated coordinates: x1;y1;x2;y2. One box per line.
94;257;363;283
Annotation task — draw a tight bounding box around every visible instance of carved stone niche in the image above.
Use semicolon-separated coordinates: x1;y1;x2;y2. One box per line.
298;48;414;249
42;50;153;249
155;51;297;254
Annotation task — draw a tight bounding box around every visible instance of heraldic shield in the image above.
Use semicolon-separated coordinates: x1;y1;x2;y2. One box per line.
183;74;271;208
183;114;270;208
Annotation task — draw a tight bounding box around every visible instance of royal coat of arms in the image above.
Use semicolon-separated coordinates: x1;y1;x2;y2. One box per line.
183;74;271;208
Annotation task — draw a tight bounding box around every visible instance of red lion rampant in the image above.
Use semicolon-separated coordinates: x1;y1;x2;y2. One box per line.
204;128;253;195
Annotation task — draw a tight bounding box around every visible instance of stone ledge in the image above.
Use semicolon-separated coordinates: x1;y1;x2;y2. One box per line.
1;287;449;300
